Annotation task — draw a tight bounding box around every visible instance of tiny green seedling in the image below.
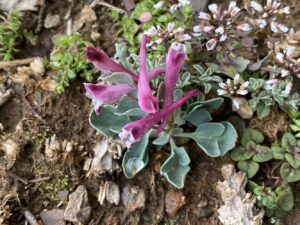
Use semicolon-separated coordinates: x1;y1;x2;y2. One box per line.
0;11;36;61
48;33;94;94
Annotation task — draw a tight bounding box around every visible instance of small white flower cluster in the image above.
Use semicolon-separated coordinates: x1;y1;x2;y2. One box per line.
246;0;290;33
145;22;191;47
276;48;300;78
170;0;191;13
193;2;252;51
217;74;249;96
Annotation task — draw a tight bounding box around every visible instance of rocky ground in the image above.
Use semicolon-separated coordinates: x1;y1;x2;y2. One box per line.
0;0;300;225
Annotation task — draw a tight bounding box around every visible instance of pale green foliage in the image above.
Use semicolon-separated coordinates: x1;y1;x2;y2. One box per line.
0;11;36;60
48;33;94;94
111;0;193;57
248;78;300;118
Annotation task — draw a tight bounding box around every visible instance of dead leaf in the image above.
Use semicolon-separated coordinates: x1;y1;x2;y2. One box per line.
231;97;254;119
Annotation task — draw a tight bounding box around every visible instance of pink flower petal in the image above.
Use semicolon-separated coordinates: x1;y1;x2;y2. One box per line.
85;46;139;82
84;83;134;114
137;35;160;113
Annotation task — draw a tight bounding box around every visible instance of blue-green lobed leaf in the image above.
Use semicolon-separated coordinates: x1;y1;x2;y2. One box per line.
89;106;131;137
160;139;190;189
122;130;152;179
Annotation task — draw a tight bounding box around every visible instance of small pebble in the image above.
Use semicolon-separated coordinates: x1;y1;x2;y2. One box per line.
44;14;61;29
165;190;185;216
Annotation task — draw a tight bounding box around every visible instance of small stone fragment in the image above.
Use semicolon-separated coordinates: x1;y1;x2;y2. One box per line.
121;185;145;213
64;185;91;225
58;190;69;202
165;190;185;216
123;0;135;11
83;158;92;171
40;209;65;225
0;123;4;132
1;138;20;168
87;139;123;176
216;164;264;225
98;181;120;205
106;182;120;205
0;0;40;11
30;57;45;78
231;97;254;119
73;5;97;32
45;135;60;159
0;84;13;107
44;14;61;29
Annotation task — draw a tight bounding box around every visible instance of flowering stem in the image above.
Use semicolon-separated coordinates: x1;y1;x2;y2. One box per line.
148;66;166;80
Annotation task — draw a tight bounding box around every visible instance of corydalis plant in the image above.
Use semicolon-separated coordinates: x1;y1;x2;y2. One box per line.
85;35;197;146
84;36;237;188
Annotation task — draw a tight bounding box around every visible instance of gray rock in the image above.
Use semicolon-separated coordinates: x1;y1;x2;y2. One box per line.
41;209;65;225
64;185;91;225
191;0;208;12
121;185;145;213
44;14;61;29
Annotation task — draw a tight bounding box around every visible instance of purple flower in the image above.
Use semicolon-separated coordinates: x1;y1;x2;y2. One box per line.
119;89;199;148
85;46;139;82
158;42;186;132
84;83;134;115
163;42;186;107
137;35;160;113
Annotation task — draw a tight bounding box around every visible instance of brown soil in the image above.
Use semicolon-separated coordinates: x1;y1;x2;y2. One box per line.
0;0;300;225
